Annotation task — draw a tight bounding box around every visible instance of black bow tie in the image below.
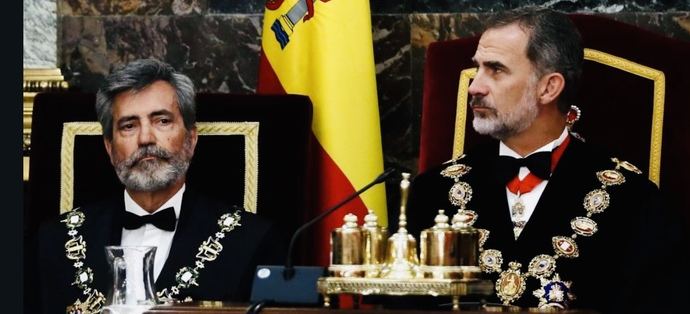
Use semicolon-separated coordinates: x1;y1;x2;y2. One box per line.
122;207;177;232
498;151;552;184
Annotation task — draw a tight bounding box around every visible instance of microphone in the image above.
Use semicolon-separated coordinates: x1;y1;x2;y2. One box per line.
250;168;397;305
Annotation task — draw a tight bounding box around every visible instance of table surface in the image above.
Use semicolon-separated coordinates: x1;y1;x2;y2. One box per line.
144;302;600;314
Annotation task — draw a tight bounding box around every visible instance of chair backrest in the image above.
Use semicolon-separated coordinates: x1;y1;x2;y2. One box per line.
26;92;313;240
419;14;690;220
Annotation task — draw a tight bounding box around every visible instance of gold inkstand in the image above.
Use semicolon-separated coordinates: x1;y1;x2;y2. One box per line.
317;173;494;310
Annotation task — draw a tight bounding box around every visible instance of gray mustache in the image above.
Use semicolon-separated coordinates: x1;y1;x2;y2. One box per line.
469;96;491;109
124;145;172;168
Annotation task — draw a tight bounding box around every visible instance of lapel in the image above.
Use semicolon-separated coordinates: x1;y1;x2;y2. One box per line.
515;139;587;260
155;188;216;288
472;144;517;254
81;196;125;292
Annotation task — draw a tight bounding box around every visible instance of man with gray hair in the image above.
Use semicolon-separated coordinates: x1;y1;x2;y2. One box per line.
34;59;284;314
407;7;686;313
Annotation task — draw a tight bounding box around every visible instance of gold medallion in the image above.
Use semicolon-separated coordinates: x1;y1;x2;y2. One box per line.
511;200;525;217
453;209;477;226
583;189;610;215
596;170;626;186
448;181;473;207
570;217;598;236
62;210;85;229
73;267;94;289
67;289;105;314
479;249;503;273
175;267;200;288
218;212;242;232
528;254;556;278
496;262;527;304
611;157;642;174
441;163;472;178
477;228;490;248
532;273;574;309
552;236;579;258
65;235;87;260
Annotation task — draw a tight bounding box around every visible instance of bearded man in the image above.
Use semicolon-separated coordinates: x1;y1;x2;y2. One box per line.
33;59;284;314
406;7;687;313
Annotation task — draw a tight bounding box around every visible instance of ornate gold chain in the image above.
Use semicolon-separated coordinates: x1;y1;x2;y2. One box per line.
61;208;243;314
440;155;641;309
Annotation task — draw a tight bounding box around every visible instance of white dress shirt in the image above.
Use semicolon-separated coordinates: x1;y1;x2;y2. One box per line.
121;185;184;280
499;128;568;238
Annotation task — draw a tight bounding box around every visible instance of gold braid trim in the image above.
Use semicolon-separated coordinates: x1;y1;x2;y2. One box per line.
60;122;103;213
453;48;664;185
582;48;664;186
60;121;260;214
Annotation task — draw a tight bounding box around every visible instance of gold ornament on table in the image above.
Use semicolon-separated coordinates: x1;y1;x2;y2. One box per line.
418;208;481;280
361;209;388;277
317;171;494;311
329;213;365;277
380;172;420;280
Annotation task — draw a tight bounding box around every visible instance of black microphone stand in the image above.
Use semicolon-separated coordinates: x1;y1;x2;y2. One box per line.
283;168;397;280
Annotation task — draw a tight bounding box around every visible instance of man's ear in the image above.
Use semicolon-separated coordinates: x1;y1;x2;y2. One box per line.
189;126;199;152
537;72;565;105
103;137;114;164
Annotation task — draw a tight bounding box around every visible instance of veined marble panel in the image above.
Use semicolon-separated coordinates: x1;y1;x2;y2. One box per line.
58;0;207;16
373;14;415;172
208;0;264;14
510;0;690;12
60;14;262;92
24;0;58;68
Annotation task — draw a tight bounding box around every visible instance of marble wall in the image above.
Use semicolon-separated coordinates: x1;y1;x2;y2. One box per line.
52;0;690;183
24;0;58;68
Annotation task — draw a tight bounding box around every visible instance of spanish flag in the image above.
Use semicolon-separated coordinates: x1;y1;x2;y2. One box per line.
258;0;387;266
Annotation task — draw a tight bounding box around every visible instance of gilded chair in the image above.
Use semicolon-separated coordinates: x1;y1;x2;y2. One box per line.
25;92;313;241
418;14;690;224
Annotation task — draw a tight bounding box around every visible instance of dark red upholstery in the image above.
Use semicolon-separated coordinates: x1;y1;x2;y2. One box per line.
418;14;690;223
26;92;313;241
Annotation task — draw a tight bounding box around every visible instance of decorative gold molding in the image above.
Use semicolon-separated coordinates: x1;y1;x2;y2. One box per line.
454;68;476;161
582;49;664;186
60;122;260;214
453;48;664;185
317;277;494;310
23;68;69;181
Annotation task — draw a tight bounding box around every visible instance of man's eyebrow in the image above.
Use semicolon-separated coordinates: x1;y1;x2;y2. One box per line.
149;109;174;118
484;60;507;70
116;115;138;125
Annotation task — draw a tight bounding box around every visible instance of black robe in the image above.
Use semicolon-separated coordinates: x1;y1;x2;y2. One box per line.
31;187;285;314
406;138;688;313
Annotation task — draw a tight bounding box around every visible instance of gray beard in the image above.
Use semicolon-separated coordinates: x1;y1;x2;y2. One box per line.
471;83;538;140
112;138;193;192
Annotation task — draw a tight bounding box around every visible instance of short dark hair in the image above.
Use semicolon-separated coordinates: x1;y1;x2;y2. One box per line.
95;58;196;139
485;6;583;113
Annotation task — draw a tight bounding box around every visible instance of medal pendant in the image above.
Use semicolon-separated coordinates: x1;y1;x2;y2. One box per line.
596;170;626;186
448;181;473;207
552;236;579;258
511;200;525;217
570;217;598;236
583;189;610;215
496;262;527;305
477;228;490;248
441;163;471;178
479;249;503;273
528;254;556;278
532;273;574;309
453;209;478;226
